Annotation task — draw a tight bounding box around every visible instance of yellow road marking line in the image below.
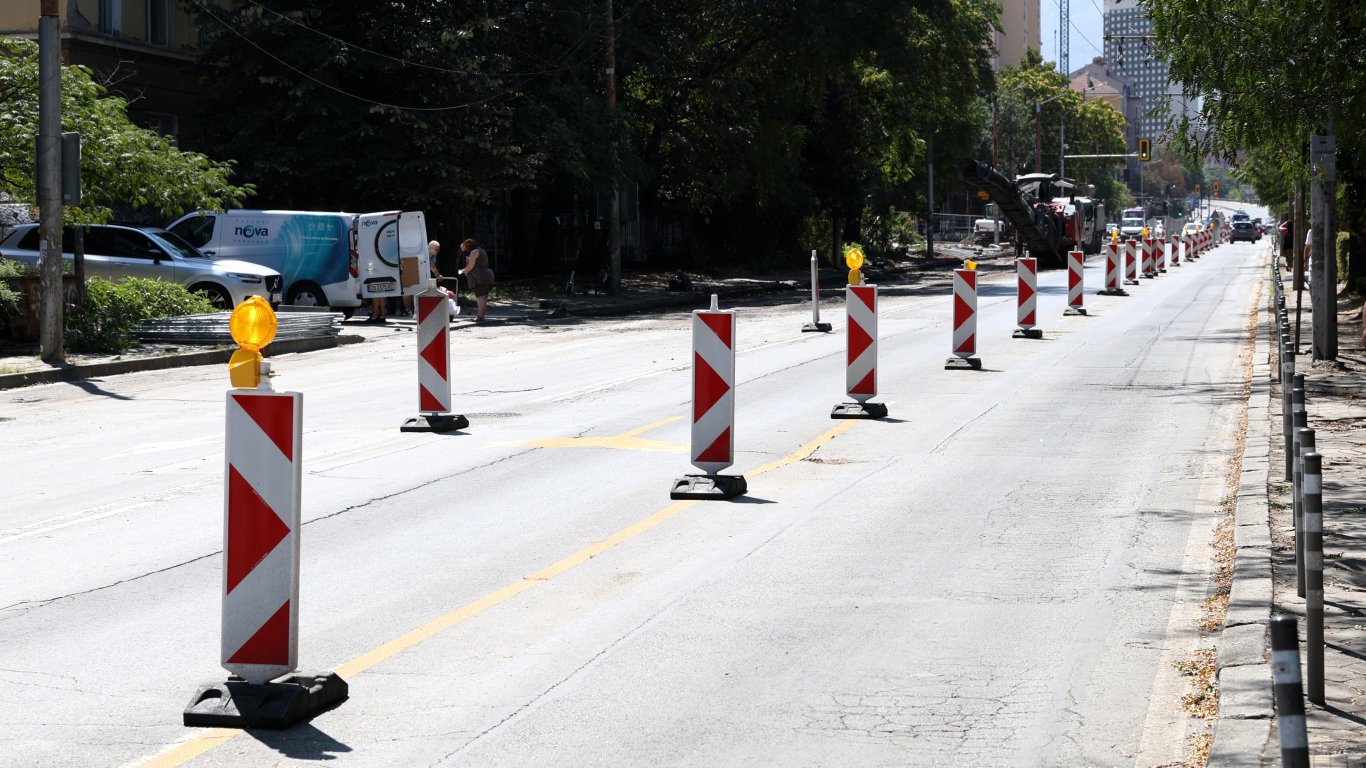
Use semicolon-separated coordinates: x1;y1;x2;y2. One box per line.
515;415;687;453
138;419;854;767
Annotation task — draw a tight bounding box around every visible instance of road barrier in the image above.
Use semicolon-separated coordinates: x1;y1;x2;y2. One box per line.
672;295;746;499
1099;242;1127;296
1304;451;1325;705
1065;250;1087;316
185;306;346;727
1270;615;1311;768
1292;376;1306;596
833;284;887;419
1156;237;1168;272
402;288;468;433
946;268;981;370
1141;237;1156;279
1013;257;1043;338
802;250;832;333
1125;239;1140;285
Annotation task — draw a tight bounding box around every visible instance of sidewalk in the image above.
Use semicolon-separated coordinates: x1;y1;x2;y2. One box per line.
1212;272;1366;765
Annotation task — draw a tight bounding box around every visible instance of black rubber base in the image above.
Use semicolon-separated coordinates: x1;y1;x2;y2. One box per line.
401;413;469;433
184;672;348;729
1064;307;1088;316
1097;288;1129;296
831;401;888;419
945;356;983;370
801;322;833;333
1124;279;1140;285
1012;328;1044;339
1142;273;1156;279
670;474;747;500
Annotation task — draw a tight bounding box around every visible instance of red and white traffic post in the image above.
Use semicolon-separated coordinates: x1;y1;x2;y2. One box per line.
1156;237;1168;272
1141;237;1156;278
1124;239;1140;285
833;284;888;418
671;295;746;500
946;267;982;370
401;286;468;432
1064;250;1087;316
1171;234;1182;266
185;300;346;728
1013;257;1043;338
1099;240;1128;296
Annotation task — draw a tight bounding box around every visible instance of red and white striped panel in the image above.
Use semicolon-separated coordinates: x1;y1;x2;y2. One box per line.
1104;242;1121;290
416;290;450;414
846;285;877;403
690;309;736;474
222;390;302;685
1172;235;1182;264
1017;257;1037;330
1142;238;1154;275
1067;250;1084;310
1157;238;1168;269
1125;240;1138;281
952;268;977;358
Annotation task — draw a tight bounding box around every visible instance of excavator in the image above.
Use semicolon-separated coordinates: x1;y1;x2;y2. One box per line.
959;160;1102;268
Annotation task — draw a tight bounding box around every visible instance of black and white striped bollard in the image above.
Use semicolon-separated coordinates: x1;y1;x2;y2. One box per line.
1292;388;1307;598
1296;427;1315;600
1304;451;1324;705
1270;615;1311;768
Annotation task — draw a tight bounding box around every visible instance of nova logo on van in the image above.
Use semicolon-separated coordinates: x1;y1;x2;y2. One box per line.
233;225;270;238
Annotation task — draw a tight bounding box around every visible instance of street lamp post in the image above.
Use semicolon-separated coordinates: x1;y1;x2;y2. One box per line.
1035;92;1067;173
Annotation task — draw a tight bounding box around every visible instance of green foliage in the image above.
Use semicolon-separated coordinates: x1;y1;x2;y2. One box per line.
65;277;217;353
0;257;27;318
0;37;253;222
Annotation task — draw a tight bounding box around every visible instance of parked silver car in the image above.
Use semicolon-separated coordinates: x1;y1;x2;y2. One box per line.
0;223;282;309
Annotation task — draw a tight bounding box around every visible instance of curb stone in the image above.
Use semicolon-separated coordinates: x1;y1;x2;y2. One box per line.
0;334;360;391
1207;284;1276;766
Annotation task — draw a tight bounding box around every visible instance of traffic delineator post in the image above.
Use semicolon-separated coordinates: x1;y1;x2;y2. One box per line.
1171;235;1182;266
1124;239;1140;285
832;284;887;418
185;301;347;729
945;267;982;370
1064;250;1087;316
802;250;832;333
1141;237;1156;278
401;286;468;433
1013;257;1044;338
1156;238;1167;272
1098;242;1128;296
671;295;746;500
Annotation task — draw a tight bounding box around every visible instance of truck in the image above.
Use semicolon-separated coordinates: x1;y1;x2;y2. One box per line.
1050;188;1105;254
958;161;1084;268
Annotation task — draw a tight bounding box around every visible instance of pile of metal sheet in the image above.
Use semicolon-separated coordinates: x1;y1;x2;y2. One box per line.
135;309;344;345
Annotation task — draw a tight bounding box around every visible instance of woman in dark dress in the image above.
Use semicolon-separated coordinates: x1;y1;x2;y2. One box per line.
460;238;494;322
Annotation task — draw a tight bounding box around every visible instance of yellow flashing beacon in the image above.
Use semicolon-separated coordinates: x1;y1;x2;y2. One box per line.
228;296;278;388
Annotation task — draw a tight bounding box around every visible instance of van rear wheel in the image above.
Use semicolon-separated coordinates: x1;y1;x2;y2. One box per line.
286;281;327;309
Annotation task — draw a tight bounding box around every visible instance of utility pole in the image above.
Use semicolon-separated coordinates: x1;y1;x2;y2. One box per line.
1310;127;1337;360
38;0;63;363
926;133;934;259
605;0;621;295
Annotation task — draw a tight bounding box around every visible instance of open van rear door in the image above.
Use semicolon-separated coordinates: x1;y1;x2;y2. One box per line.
356;210;429;299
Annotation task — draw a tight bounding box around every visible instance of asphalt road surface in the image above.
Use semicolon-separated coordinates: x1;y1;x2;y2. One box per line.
0;237;1265;767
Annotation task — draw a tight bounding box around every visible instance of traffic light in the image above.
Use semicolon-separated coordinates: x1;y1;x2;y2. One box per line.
1138;138;1152;162
1213;180;1220;198
1194;182;1201;196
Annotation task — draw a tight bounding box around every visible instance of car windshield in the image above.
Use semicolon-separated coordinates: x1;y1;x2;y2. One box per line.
1122;218;1143;227
146;230;206;259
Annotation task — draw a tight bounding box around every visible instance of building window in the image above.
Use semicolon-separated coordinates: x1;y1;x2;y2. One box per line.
147;0;171;47
99;0;121;35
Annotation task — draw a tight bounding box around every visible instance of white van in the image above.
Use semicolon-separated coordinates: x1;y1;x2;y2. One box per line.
167;210;361;312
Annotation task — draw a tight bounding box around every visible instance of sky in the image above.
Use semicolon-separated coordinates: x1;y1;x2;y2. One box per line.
1039;0;1105;75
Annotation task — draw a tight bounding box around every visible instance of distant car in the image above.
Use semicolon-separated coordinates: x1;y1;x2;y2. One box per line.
0;223;282;309
1120;217;1146;238
1182;222;1201;236
1231;210;1251;224
1229;221;1261;243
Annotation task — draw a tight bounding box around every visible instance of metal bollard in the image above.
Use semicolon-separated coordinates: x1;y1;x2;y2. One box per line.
1304;452;1324;705
1297;427;1315;599
1270;615;1311;768
1292;395;1307;598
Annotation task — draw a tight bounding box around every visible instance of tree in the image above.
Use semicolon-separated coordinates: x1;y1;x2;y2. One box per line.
0;37;251;223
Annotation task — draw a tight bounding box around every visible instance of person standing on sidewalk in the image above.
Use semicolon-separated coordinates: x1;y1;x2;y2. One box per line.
460;238;494;323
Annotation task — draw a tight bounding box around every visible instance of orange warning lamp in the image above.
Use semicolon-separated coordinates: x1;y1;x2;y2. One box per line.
228;296;277;388
843;243;865;285
965;259;978;271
